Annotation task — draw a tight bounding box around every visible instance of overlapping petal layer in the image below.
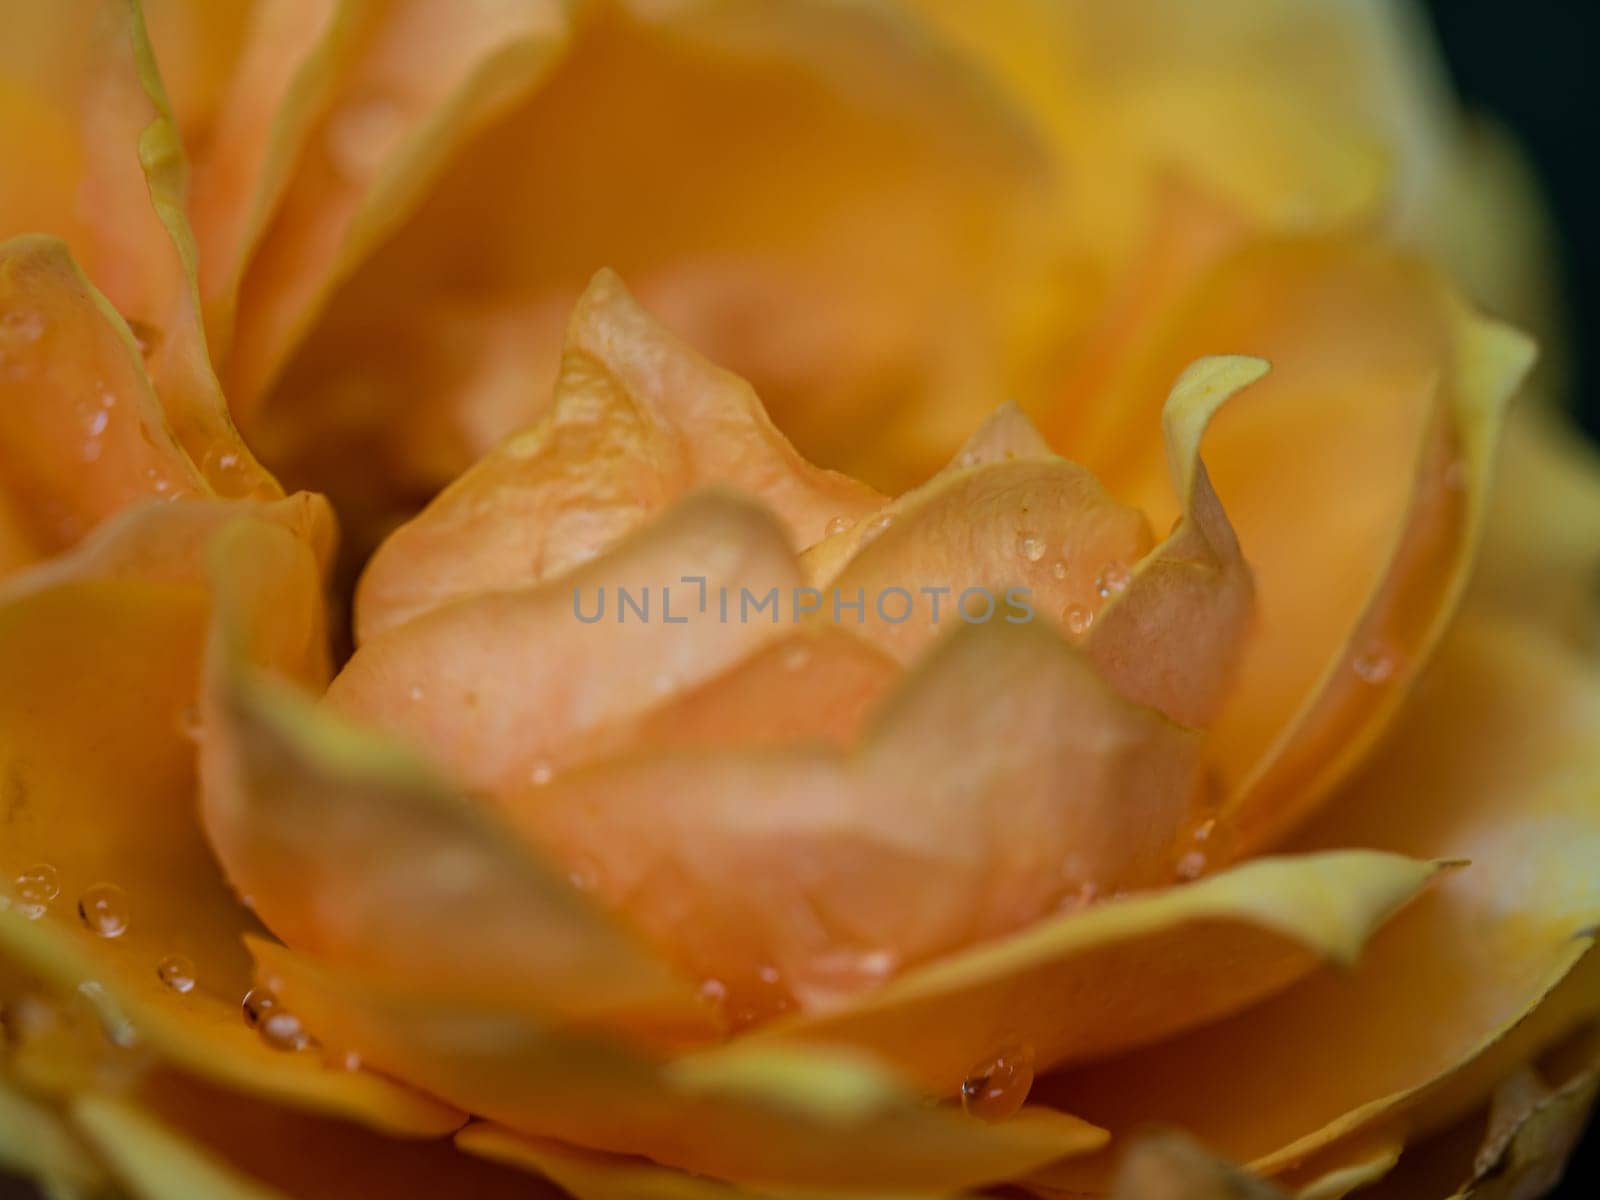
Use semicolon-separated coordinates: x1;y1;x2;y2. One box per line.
1031;615;1600;1189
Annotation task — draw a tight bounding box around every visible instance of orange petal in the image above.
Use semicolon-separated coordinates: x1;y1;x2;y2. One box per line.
0;236;206;567
758;851;1440;1097
0;508;453;1136
355;271;880;643
1067;233;1534;852
252;0;1059;517
202;620;713;1041
330;492;804;798
505;619;1201;1018
254;939;1108;1193
1081;356;1264;728
69;1069;551;1200
224;0;576;414
805;444;1152;666
1030;614;1600;1183
0;2;276;498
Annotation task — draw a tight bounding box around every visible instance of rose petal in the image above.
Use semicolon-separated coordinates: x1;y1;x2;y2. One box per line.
0;508;454;1136
505;619;1202;1017
0;236;206;566
1030;615;1600;1184
203;606;714;1041
68;1069;551;1200
1081;355;1264;727
330;491;805;798
1065;233;1534;852
355;271;879;642
253;939;1108;1193
252;0;1058;520
759;851;1441;1096
224;0;576;414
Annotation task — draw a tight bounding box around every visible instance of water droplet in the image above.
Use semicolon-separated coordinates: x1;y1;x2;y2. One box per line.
2;309;45;344
860;513;896;545
960;1042;1035;1121
1017;533;1046;563
77;884;129;938
528;759;554;786
1191;818;1216;843
1352;644;1395;685
157;955;196;995
697;978;727;1006
85;408;109;437
326;97;404;179
757;964;781;986
14;864;60;919
1175;849;1207;881
327;1047;363;1071
1095;562;1131;598
824;515;853;537
1050;561;1068;580
956;450;978;468
259;1009;312;1052
241;986;277;1028
1062;605;1093;636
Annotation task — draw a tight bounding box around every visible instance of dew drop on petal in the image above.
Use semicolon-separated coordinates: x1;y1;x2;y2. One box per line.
1;309;45;344
1017;533;1046;563
1175;850;1208;881
77;884;129;938
157;955;196;995
528;759;554;786
1050;561;1068;581
1353;644;1396;685
14;864;60;916
960;1042;1035;1121
860;512;896;545
1062;604;1093;636
1095;562;1131;598
327;1047;363;1072
241;986;277;1028
259;1009;312;1052
781;643;812;672
824;514;853;537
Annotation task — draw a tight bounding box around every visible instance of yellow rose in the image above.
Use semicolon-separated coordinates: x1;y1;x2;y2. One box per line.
3;3;1598;1199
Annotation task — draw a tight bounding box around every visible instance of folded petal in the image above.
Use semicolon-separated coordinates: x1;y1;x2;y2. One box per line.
0;236;205;568
355;271;879;642
224;0;577;414
250;0;1058;523
1081;356;1263;728
68;1069;549;1200
0;507;453;1136
330;492;804;798
759;851;1440;1096
506;619;1202;1019
203;616;714;1041
1064;233;1534;853
1030;615;1600;1185
254;939;1108;1193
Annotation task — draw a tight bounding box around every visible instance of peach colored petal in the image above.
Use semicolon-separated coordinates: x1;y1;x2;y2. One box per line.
1081;356;1264;728
1030;615;1600;1186
1469;405;1600;651
331;492;804;798
224;0;577;415
1;236;206;565
254;939;1108;1193
1062;233;1533;853
759;851;1441;1097
67;1069;552;1200
0;510;453;1136
458;1123;961;1200
0;2;277;498
505;619;1201;1019
252;0;1058;520
356;270;880;642
805;451;1152;665
202;611;714;1041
